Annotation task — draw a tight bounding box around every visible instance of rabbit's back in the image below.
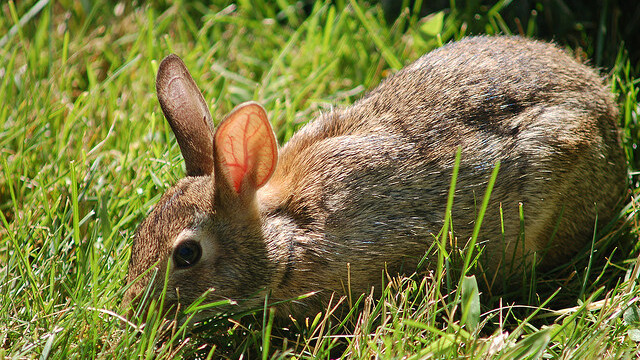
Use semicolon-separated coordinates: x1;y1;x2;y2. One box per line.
289;36;617;154
261;36;626;296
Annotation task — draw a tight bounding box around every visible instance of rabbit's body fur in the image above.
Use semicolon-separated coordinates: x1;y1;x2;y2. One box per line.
125;36;627;319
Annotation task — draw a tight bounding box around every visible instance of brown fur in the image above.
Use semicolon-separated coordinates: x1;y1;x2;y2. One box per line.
124;36;627;319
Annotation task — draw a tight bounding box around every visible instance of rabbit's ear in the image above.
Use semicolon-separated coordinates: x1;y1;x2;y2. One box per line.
156;54;215;177
213;102;277;200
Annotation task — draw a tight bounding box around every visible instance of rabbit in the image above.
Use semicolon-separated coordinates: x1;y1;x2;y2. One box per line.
123;36;627;320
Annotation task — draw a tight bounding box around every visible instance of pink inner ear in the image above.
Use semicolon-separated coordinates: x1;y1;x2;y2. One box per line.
215;103;277;193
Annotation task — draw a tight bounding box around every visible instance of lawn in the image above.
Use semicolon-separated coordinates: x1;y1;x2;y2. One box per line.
1;0;640;358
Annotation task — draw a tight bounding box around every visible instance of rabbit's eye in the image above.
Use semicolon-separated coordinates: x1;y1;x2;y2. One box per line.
173;240;202;268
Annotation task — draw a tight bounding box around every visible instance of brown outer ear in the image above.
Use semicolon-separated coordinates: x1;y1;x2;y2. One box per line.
156;54;215;177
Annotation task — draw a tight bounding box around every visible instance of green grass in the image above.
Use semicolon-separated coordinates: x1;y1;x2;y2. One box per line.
1;0;640;358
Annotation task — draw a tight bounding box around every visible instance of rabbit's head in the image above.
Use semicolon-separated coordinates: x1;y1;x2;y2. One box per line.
123;55;279;319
